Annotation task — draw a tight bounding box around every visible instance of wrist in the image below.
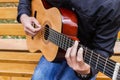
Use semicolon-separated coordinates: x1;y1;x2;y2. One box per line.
75;68;92;80
79;63;90;75
20;14;29;23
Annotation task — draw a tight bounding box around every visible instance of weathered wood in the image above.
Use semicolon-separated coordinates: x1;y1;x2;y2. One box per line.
0;24;25;36
118;31;120;39
0;0;18;3
0;76;10;80
0;51;42;63
114;42;120;54
11;77;31;80
0;7;17;19
97;72;111;80
0;62;36;77
110;55;120;62
0;39;27;51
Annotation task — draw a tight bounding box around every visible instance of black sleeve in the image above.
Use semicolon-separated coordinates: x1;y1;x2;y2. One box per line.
17;0;32;23
46;0;71;9
88;0;120;79
17;0;71;23
92;0;120;58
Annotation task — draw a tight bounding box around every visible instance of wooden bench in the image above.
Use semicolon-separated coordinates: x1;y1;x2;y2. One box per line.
0;0;42;80
0;0;119;80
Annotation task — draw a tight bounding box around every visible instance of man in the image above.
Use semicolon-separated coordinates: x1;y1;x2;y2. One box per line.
17;0;120;80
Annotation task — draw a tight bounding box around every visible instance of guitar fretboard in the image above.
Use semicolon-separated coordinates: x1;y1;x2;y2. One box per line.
44;26;120;79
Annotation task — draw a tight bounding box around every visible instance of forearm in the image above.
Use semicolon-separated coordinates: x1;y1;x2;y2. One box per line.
17;0;32;23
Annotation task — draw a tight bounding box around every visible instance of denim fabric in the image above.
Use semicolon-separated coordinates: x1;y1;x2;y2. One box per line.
31;56;96;80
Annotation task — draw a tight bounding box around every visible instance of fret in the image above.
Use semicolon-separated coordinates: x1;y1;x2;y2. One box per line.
83;47;87;61
95;54;100;69
61;34;64;49
59;34;64;49
50;29;57;44
49;27;73;51
65;36;70;50
90;52;98;68
58;33;62;49
64;37;69;50
103;58;108;74
68;39;70;49
54;30;58;45
63;35;67;49
52;28;72;50
84;50;97;68
84;49;91;64
60;34;63;48
51;28;56;44
97;56;106;72
89;51;93;65
64;35;67;50
104;60;115;78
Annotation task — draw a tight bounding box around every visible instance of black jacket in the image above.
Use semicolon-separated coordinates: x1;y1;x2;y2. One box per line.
17;0;120;79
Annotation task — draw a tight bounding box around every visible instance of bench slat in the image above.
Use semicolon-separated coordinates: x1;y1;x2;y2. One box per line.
12;77;31;80
97;72;111;80
111;55;120;62
0;24;25;36
0;39;27;50
114;42;120;54
0;0;18;3
0;7;17;19
118;31;120;39
0;76;10;80
0;52;42;63
0;62;36;77
0;39;119;54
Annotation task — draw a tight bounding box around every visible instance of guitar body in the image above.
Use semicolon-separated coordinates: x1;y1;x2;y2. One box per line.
26;0;78;61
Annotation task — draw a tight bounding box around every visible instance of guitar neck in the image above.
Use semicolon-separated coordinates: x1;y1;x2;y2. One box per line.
44;26;120;79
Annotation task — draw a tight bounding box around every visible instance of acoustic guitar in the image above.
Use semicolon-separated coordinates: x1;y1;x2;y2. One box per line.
26;0;120;79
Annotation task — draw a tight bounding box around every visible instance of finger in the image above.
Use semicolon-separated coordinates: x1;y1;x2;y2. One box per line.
24;28;36;36
77;47;84;64
70;41;79;63
31;17;41;30
31;17;40;27
65;47;72;66
25;24;36;33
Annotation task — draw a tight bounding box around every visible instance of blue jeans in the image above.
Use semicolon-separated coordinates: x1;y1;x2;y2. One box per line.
31;56;96;80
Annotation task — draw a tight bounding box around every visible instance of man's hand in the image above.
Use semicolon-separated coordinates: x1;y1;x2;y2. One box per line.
20;14;41;36
65;41;90;75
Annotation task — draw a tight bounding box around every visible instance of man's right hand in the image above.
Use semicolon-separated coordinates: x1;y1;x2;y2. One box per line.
20;14;41;36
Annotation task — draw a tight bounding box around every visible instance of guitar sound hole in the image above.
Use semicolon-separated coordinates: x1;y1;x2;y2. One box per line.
44;25;49;40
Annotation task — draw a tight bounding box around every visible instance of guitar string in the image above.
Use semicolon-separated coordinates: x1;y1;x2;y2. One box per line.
45;27;120;72
45;27;120;79
117;68;120;78
45;27;117;66
44;27;120;78
44;26;119;69
84;52;114;77
47;32;120;76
